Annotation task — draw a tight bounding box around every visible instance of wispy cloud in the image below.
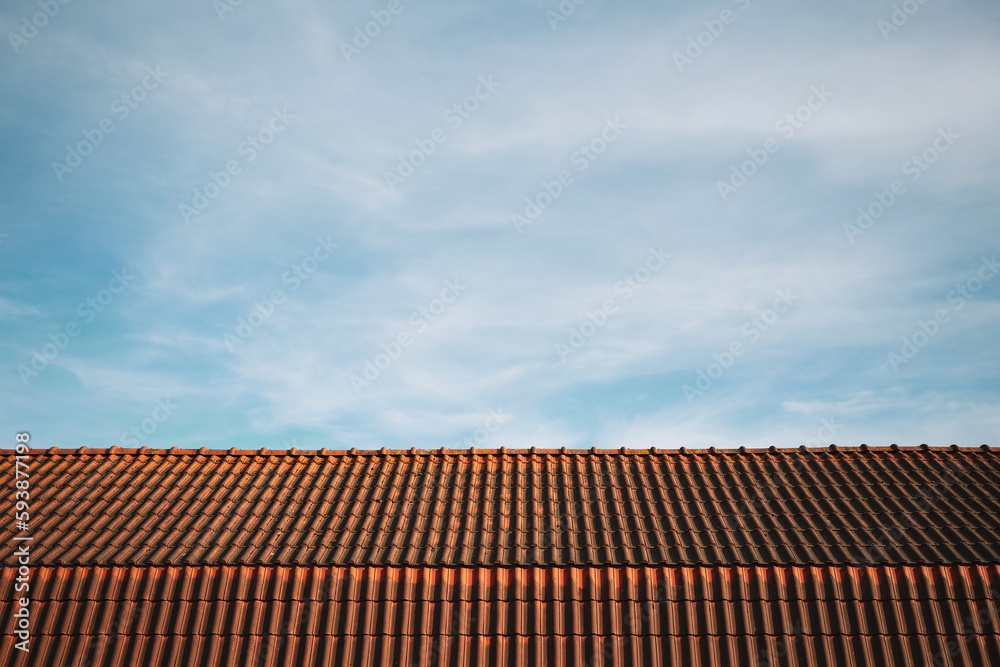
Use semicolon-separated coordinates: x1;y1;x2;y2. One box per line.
1;0;998;449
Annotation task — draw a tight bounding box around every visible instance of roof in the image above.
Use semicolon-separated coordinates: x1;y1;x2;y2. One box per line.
5;445;999;567
4;445;999;666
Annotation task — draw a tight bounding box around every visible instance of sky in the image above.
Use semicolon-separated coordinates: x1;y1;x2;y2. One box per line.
1;0;998;451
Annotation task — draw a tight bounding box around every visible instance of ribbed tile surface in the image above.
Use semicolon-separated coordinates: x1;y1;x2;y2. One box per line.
3;446;999;567
3;565;999;667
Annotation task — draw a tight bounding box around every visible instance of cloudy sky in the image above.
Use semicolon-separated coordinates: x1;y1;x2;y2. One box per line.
1;0;998;451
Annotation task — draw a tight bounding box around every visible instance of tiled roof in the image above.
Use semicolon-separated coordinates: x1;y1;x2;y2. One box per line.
4;446;999;567
4;445;999;666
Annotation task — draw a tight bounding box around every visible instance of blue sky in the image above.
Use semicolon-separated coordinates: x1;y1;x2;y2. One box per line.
1;0;998;451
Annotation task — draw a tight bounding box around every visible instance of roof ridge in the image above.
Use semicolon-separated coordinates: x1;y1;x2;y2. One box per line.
5;443;993;456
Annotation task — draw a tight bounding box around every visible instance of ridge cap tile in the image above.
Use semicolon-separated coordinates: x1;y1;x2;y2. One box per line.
4;444;994;456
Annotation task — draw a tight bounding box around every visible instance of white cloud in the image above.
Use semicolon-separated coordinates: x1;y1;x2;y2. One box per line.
1;0;998;449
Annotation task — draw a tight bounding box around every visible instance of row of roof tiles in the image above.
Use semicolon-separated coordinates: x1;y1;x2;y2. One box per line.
4;629;998;667
36;479;998;500
20;540;1000;569
17;456;998;513
17;459;999;505
7;597;999;640
33;474;1000;494
27;492;998;519
28;508;996;536
26;497;998;522
37;522;997;549
24;499;998;528
9;566;998;605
